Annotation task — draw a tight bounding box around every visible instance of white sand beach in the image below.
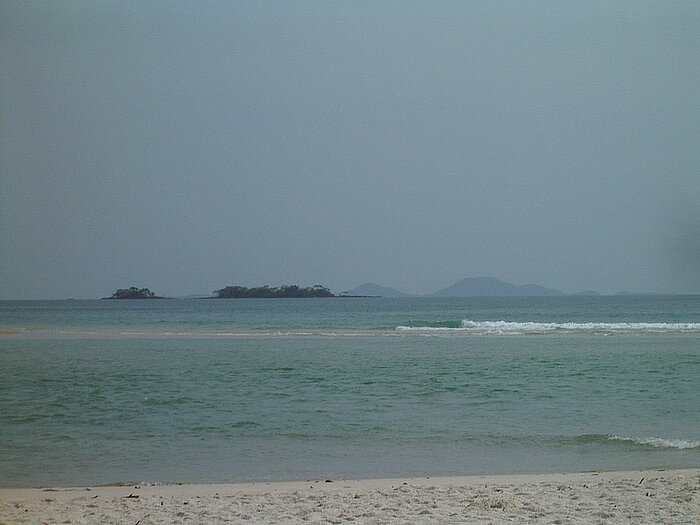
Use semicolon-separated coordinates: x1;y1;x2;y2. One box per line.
1;468;698;524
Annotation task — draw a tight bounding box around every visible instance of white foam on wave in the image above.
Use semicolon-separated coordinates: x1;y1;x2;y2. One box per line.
395;320;700;335
607;435;700;449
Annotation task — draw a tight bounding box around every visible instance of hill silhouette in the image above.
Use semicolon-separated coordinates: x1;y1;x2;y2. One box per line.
347;283;413;297
431;276;564;297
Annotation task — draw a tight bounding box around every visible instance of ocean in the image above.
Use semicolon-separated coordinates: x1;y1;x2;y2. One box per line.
1;296;698;487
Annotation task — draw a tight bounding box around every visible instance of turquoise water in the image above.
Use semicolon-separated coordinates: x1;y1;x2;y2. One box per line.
1;297;699;487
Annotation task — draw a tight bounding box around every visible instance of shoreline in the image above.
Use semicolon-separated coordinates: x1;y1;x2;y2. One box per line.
2;468;698;524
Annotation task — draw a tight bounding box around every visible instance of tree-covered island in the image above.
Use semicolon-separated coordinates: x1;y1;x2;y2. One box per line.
213;284;334;298
103;287;165;299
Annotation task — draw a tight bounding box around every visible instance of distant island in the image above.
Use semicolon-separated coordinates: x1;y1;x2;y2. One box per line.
214;285;334;298
430;276;564;297
351;277;667;297
346;277;607;297
344;277;565;297
103;287;165;299
346;283;414;297
100;278;659;300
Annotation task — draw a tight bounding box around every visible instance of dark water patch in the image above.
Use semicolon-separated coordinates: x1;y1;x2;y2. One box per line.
190;425;229;432
6;412;64;423
302;376;326;383
229;421;261;428
141;396;198;407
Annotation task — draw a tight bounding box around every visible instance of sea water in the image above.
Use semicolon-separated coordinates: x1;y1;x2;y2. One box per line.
0;296;698;487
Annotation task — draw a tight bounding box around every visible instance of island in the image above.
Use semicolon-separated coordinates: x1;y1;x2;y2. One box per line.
102;287;165;299
430;276;564;297
347;282;414;297
213;284;334;298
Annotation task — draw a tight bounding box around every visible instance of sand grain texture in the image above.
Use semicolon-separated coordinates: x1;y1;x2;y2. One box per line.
1;469;698;524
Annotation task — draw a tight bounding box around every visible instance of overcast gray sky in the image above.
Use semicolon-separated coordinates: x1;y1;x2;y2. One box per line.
1;1;699;299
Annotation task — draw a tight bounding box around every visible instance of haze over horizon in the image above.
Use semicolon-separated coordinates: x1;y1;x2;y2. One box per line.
2;2;699;300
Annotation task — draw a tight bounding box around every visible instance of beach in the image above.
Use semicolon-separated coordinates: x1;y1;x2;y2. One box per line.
1;468;698;524
4;0;699;521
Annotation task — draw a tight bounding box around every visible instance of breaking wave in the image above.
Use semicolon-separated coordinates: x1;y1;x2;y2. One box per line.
461;433;700;450
396;320;700;335
606;435;700;449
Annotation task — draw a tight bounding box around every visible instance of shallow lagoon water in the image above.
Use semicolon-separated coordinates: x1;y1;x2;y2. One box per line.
1;297;698;487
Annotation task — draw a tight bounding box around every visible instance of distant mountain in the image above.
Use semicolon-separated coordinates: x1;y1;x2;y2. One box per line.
431;276;564;297
347;283;413;297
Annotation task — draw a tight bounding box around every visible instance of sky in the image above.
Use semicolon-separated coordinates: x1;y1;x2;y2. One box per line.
1;1;699;299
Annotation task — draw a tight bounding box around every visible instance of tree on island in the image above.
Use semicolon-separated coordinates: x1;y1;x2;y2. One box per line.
213;284;334;298
103;287;163;299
